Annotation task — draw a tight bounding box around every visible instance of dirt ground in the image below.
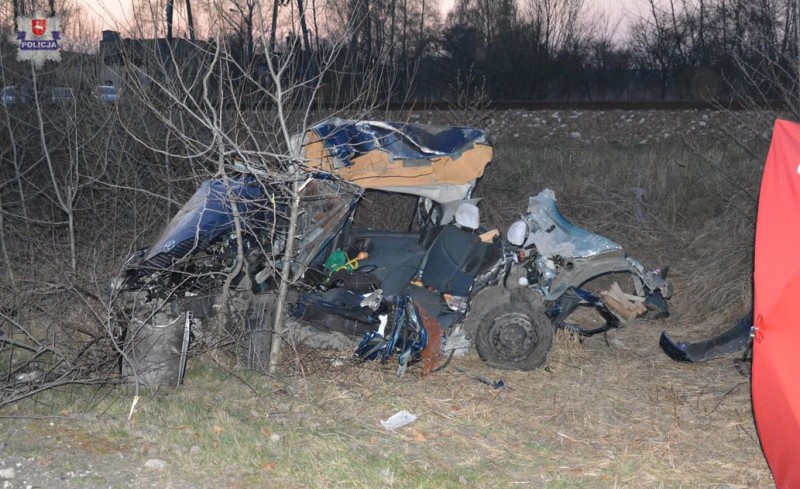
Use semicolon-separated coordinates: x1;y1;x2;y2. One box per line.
0;322;769;488
0;108;773;488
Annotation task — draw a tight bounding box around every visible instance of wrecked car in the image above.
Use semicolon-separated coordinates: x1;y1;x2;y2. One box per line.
113;118;673;386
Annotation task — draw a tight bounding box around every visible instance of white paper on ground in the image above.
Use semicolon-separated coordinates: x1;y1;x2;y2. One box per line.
380;410;418;430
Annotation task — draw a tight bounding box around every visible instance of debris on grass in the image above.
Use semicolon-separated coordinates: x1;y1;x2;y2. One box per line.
380;410;418;430
144;459;166;470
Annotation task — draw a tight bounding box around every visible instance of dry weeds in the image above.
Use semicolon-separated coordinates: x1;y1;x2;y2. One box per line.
1;108;773;487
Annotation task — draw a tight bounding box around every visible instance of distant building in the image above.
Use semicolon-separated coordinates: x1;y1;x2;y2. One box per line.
98;30;215;88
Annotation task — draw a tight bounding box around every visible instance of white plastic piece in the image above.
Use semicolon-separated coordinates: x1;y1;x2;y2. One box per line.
377;314;388;336
380;410;418;430
359;288;383;310
455;202;480;229
507;220;528;246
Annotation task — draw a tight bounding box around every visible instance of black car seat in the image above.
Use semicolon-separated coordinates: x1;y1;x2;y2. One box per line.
418;225;491;296
346;233;427;297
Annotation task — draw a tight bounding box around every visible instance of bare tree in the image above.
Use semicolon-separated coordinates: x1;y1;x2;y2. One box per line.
103;0;395;382
0;186;12;281
228;0;258;66
0;4;157;405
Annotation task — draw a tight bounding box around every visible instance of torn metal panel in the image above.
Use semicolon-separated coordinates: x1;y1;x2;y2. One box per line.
301;118;493;202
543;250;645;301
370;183;476;204
521;188;622;258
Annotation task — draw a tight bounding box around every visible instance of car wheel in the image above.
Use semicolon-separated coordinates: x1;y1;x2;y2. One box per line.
475;302;553;371
462;286;511;338
241;292;276;373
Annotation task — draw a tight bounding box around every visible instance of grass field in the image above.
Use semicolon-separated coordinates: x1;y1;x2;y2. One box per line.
0;109;774;488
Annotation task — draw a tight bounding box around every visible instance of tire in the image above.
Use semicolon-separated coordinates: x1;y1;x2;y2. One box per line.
241;292;276;373
475;302;553;371
462;286;512;338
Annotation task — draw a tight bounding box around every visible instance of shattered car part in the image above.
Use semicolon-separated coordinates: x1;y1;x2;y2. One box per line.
660;311;753;362
302;118;492;202
354;297;428;374
516;189;673;303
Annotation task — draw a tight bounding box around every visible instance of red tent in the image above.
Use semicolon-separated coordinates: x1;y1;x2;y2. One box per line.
753;119;800;488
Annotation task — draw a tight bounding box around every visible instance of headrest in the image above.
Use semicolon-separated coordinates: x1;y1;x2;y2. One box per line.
507;220;529;246
455;202;480;230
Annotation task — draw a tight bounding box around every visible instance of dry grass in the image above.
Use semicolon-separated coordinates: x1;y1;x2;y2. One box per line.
1;109;773;487
1;337;769;487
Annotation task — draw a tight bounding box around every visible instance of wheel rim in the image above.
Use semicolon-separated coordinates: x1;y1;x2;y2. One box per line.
486;312;539;360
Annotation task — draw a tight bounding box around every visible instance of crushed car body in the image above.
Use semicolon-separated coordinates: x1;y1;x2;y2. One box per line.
113;118;674;386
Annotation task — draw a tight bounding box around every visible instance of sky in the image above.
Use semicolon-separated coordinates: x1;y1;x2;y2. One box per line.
78;0;645;37
78;0;128;31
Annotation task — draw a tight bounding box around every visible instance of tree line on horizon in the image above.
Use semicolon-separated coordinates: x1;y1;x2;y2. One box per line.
2;0;798;104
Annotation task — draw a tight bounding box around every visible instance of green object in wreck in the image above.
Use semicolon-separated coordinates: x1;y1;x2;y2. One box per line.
324;249;357;274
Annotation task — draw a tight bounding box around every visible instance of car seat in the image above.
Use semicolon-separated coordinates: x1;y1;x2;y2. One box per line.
419;225;491;296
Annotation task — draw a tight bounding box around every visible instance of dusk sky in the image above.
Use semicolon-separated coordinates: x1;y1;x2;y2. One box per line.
78;0;646;34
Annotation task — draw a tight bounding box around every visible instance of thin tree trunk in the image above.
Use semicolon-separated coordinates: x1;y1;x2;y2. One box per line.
401;0;407;66
0;191;13;281
166;0;174;41
67;208;76;271
349;0;359;53
268;175;302;374
270;0;280;52
364;0;372;61
312;0;321;53
185;0;196;41
33;68;77;271
698;0;706;61
419;0;424;56
246;13;254;65
297;0;311;54
390;0;396;65
165;132;173;222
721;0;727;59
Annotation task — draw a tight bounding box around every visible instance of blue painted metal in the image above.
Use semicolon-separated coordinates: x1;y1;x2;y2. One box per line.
310;119;486;167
